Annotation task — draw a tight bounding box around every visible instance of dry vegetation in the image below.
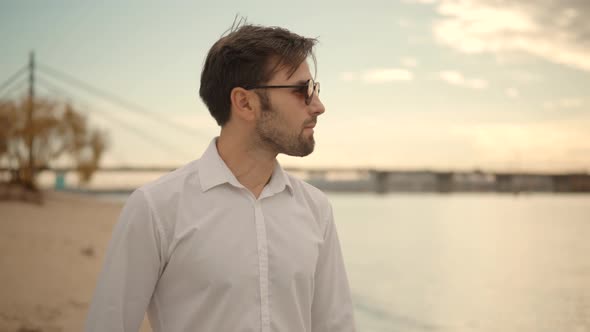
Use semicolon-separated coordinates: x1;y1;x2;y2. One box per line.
0;96;108;202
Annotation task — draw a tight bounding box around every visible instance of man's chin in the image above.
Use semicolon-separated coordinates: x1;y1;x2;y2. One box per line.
281;146;313;157
295;142;315;157
284;151;313;158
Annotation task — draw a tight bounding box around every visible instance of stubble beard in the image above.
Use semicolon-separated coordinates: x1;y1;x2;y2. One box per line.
255;94;315;157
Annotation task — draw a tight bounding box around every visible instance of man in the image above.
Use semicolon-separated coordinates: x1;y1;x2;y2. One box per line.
86;22;356;332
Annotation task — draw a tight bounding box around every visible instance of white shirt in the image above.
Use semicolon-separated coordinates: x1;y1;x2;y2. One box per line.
86;138;356;332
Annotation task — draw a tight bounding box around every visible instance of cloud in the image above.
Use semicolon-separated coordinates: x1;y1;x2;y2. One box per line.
505;87;520;98
363;68;414;83
397;18;414;28
402;0;438;4
426;0;590;72
287;110;590;172
401;57;419;67
450;119;590;172
509;70;542;83
339;68;414;83
339;72;357;81
543;98;584;110
438;70;488;89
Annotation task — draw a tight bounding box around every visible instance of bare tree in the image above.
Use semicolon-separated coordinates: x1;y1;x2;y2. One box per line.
0;96;108;194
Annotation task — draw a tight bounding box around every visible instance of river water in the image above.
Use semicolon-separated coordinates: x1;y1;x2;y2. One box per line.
100;192;590;331
330;193;590;332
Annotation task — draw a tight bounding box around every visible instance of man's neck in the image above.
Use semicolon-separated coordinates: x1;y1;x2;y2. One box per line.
216;132;277;198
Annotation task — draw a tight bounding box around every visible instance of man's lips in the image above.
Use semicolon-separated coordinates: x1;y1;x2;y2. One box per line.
303;122;316;129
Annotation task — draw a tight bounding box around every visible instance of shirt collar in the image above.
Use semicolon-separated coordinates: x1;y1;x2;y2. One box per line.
265;158;294;196
198;137;293;196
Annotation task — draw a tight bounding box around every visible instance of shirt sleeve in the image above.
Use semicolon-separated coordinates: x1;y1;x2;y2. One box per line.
85;189;164;332
311;203;357;332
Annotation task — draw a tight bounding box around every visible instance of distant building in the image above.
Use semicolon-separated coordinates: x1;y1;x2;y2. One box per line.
383;171;438;193
494;174;554;193
453;171;496;192
553;174;590;192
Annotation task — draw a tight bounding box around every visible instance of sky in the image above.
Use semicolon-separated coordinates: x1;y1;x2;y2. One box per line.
1;0;589;173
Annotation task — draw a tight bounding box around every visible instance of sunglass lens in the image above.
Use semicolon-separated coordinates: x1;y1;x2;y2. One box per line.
304;80;320;105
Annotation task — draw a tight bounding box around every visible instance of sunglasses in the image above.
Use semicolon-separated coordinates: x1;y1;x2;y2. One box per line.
245;79;320;105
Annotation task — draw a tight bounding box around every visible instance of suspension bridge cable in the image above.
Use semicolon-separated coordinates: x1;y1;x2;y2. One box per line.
40;83;128;165
0;77;29;100
0;65;28;93
36;85;131;166
36;63;208;138
38;77;193;160
36;77;195;160
34;82;130;166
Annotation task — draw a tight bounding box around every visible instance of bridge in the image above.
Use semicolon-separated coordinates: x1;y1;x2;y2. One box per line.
1;54;589;194
2;166;587;194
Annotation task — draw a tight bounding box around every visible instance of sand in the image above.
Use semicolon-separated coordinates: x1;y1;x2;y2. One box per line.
0;191;151;332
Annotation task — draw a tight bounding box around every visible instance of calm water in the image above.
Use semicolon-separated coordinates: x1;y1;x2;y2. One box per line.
330;193;590;332
101;193;590;331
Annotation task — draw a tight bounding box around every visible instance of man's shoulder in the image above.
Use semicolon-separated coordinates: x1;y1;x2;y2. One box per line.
284;171;331;209
285;172;323;194
137;158;202;202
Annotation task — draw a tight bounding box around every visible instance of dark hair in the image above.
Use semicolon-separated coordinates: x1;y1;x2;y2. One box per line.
199;23;318;126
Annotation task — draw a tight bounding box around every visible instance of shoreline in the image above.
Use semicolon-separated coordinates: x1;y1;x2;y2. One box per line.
0;191;150;331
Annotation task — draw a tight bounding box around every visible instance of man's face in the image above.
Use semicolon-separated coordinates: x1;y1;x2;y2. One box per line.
255;62;325;157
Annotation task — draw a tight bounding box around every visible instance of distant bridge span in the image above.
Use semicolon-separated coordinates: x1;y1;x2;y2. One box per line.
2;166;589;193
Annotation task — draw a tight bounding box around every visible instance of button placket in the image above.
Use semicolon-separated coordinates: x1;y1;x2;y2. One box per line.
254;200;270;332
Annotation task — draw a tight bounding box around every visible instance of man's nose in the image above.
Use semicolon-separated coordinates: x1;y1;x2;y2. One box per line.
309;96;325;116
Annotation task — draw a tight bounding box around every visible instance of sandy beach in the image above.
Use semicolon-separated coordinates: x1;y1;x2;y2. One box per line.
0;191;151;332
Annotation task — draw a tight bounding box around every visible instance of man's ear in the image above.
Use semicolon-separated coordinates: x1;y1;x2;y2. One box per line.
230;87;257;122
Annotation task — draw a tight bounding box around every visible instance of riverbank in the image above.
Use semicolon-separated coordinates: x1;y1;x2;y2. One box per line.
0;191;150;332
